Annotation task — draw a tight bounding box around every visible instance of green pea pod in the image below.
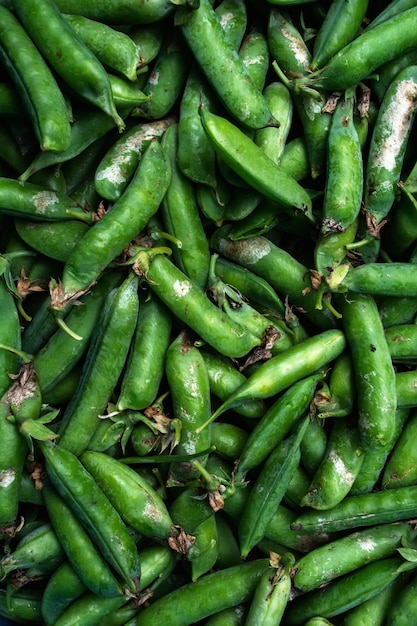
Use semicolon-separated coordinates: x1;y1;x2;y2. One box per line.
0;177;92;223
363;64;417;246
199;107;313;222
62;14;141;82
321;95;363;235
130;249;262;359
41;562;87;626
267;9;311;79
132;31;190;120
52;593;129;626
311;0;369;71
239;27;270;92
188;513;219;582
43;482;124;598
306;7;417;92
205;605;247;625
15;218;90;263
215;0;247;50
165;329;212;484
285;557;417;624
0;80;26;117
279;136;310;182
0;279;20;397
338;292;397;449
177;65;218;188
254;81;293;165
201;348;266;419
343;571;409;625
129;22;167;68
160;123;211;290
235;374;322;481
39;440;141;593
57;272;139;456
314;350;355;419
382;408;417;489
94;116;174;202
55;138;171;304
293;521;415;593
0;586;43;623
291;484;417;533
0;6;71;152
238;416;310;558
385;323;417;364
34;271;122;394
0;125;31;173
0;522;64;578
351;407;409;496
368;0;417;29
53;0;176;24
386;569;417;625
396;370;417;409
197;329;346;432
132;559;270;626
117;290;172;411
300;417;365;510
178;0;274;129
80;450;175;540
245;555;294;626
13;0;124;130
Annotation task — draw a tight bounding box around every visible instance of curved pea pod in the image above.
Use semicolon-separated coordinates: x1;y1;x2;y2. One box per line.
235;375;322;481
197;329;346;432
62;14;141;82
201;348;266;419
178;0;274;130
53;0;175;24
13;0;124;130
245;554;294;626
321;95;363;235
285;557;417;624
187;513;219;582
0;6;71;153
165;330;212;485
177;64;218;189
130;249;262;359
385;569;417;625
215;0;247;50
311;0;369;71
337;292;397;450
363;64;417;246
56;272;139;456
131;559;270;626
41;562;87;626
33;271;122;394
55;139;171;304
0;177;92;223
160;123;211;290
94;116;174;202
210;227;338;330
80;450;175;540
0;586;43;623
351;407;410;496
300;417;364;510
381;408;417;489
51;593;129;626
0;521;64;578
293;521;416;594
330;262;417;297
239;27;269;92
132;31;190;120
238;416;310;558
385;323;417;364
267;9;311;79
117;291;171;412
39;441;141;594
42;482;124;598
129;22;166;68
291;485;417;534
254;81;293;165
15;218;89;263
199;108;313;222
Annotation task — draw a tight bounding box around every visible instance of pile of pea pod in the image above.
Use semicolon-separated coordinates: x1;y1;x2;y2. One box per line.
4;0;417;623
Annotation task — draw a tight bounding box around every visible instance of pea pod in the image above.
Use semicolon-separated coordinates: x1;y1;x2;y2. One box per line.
42;482;124;598
130;559;270;626
80;450;175;540
53;138;171;306
244;554;294;626
238;416;310;558
0;6;71;152
13;0;124;130
386;570;417;625
196;329;346;432
53;0;176;24
381;408;417;489
15;218;90;263
285;557;417;624
311;0;369;71
0;586;43;623
239;27;269;92
41;562;87;626
62;14;141;82
178;0;274;130
0;522;64;578
57;272;139;456
254;81;293;165
39;440;141;594
199;107;313;222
